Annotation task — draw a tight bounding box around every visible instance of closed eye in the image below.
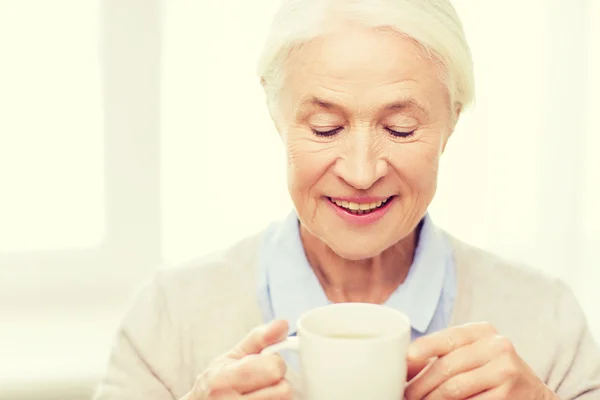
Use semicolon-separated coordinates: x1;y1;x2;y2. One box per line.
386;127;415;138
312;127;414;138
312;127;343;137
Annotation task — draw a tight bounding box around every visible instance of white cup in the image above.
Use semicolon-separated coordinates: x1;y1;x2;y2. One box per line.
262;303;411;400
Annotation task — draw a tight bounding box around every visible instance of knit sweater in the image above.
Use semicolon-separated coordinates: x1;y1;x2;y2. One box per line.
94;232;600;399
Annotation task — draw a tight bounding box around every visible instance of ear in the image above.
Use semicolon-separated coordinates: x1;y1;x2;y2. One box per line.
260;78;284;137
260;77;282;137
449;101;463;132
270;111;284;137
454;102;462;119
441;102;463;153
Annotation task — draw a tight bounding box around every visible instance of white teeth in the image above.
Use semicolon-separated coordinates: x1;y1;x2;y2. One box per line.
331;197;391;213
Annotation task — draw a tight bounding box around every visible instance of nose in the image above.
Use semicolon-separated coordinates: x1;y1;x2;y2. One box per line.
333;131;388;190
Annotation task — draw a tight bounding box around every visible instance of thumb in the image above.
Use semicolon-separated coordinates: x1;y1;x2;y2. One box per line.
229;319;289;359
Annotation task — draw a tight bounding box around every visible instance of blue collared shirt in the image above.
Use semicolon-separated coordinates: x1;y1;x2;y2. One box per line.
257;211;456;341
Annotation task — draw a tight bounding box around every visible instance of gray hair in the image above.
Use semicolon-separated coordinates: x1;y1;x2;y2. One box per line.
257;0;475;113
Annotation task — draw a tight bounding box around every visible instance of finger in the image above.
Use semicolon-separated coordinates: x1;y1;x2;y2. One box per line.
230;320;289;358
214;354;287;394
206;389;240;400
243;379;295;400
463;384;510;400
419;358;507;400
192;375;241;400
407;357;433;381
192;362;231;399
408;323;497;361
406;335;507;399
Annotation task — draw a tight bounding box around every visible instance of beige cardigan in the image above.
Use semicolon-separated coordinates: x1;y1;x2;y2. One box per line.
94;233;600;399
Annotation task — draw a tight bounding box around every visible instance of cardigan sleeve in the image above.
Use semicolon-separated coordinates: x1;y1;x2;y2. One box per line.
93;274;186;400
548;281;600;399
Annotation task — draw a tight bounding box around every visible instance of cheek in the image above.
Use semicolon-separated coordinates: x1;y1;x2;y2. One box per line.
285;136;336;193
390;141;441;189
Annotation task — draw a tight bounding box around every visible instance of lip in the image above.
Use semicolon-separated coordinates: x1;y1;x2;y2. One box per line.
329;196;391;203
327;196;395;226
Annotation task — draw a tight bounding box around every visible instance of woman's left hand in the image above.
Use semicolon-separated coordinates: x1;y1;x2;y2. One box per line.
404;323;558;400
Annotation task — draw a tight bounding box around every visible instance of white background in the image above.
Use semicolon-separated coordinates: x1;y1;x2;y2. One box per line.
0;1;598;399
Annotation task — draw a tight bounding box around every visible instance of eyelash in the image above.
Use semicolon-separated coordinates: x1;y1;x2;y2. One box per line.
311;127;415;138
386;127;415;138
311;127;343;137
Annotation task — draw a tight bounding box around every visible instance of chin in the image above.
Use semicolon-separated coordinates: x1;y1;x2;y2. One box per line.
326;240;388;261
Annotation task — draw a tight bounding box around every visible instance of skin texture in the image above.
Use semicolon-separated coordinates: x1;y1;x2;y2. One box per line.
274;22;456;303
405;323;558;400
183;22;556;400
183;321;293;400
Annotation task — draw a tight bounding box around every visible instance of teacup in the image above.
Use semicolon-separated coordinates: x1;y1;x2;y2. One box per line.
262;302;411;400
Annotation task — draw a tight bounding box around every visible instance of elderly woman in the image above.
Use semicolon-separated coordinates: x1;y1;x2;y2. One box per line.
95;0;600;399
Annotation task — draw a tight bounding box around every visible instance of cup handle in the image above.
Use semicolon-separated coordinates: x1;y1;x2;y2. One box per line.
261;337;302;396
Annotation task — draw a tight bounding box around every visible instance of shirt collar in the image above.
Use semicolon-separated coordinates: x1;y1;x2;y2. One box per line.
260;211;448;335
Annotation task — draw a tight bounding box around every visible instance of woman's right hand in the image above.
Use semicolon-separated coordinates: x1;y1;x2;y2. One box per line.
182;320;294;400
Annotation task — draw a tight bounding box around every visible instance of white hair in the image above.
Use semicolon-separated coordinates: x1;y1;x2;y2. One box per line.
257;0;475;113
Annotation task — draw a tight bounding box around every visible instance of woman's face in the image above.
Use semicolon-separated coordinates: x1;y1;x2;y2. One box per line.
274;23;457;260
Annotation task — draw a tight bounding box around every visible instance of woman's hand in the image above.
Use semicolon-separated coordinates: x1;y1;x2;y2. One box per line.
405;323;558;400
182;320;294;400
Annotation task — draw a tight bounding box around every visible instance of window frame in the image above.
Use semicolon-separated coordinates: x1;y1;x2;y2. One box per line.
0;0;163;313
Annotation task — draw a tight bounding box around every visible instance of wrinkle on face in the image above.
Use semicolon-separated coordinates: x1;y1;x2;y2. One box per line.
271;20;457;295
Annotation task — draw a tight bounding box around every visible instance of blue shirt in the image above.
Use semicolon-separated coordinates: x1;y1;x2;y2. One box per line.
257;211;456;341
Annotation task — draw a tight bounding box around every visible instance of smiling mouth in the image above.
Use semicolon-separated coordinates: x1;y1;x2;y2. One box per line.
328;196;394;215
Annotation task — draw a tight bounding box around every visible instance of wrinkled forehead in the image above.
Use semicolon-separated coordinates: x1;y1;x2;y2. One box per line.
279;23;449;116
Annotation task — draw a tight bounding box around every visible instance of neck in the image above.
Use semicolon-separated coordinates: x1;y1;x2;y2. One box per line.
300;224;421;304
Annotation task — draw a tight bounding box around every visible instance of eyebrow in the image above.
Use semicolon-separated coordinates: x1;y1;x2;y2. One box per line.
383;100;429;118
298;96;349;111
298;96;429;118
